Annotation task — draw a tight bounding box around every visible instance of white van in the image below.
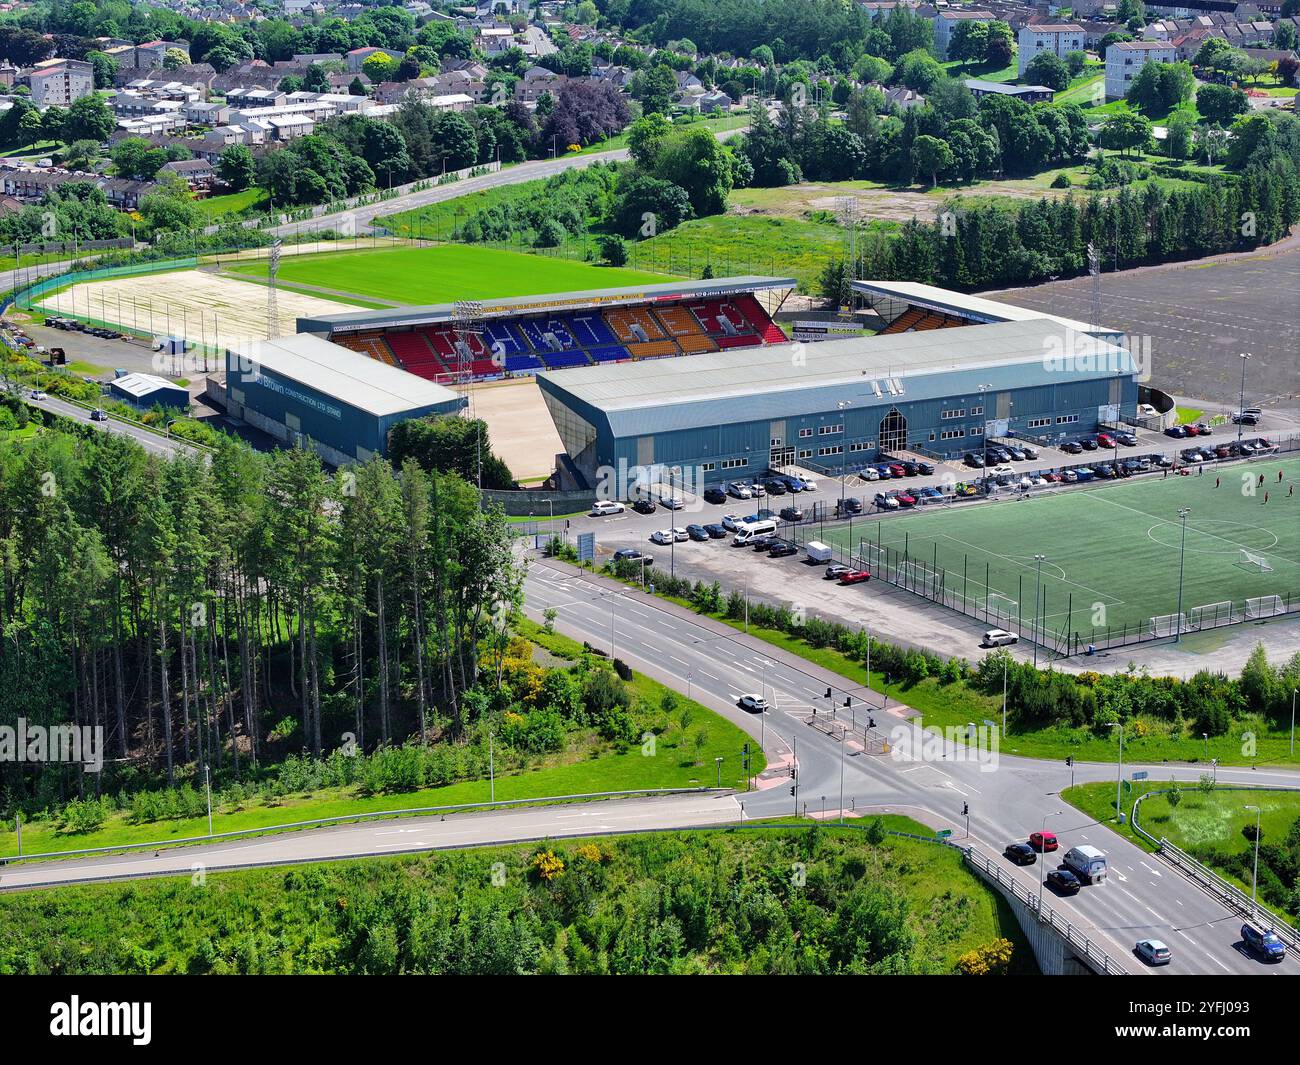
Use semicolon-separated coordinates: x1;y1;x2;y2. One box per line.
1062;845;1107;884
733;519;777;545
805;541;833;564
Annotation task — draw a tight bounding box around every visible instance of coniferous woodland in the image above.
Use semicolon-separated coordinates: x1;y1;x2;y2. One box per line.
0;425;521;815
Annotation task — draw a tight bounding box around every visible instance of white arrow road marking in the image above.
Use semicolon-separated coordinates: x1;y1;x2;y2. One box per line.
1140;862;1163;877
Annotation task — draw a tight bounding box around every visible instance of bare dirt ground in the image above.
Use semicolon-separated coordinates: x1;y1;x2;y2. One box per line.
731;181;1065;224
466;376;563;483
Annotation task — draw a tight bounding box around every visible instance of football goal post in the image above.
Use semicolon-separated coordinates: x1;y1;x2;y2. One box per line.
1239;549;1273;573
982;592;1018;629
1244;595;1286;619
1148;612;1187;638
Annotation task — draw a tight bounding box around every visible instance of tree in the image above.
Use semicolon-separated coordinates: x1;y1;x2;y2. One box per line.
112;137;172;180
303;64;331;94
948;21;989;67
18;109;42;148
852;53;893;85
64;95;115;143
985;22;1014;68
894;49;943;93
629;64;676;116
609;172;693;237
362;121;411;186
349;76;369;97
1025;51;1070;92
85;50;117;89
1196;83;1249;127
1165;109;1194;159
626;113;674;170
61;139;100;171
1098;111;1152;156
1064;50;1088;78
911;134;954;186
1125;60;1192;114
362;53;398;84
162;48;188;70
388;417;513;489
218;144;255;191
656;126;733;217
139;175;204;237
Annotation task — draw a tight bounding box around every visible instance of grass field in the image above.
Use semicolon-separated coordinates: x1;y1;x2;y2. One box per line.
225;243;674;304
815;456;1300;644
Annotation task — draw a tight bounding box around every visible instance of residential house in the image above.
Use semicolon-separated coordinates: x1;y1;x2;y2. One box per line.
1017;22;1085;75
28;60;94;108
934;9;995;59
1105;39;1177;99
964;77;1055;102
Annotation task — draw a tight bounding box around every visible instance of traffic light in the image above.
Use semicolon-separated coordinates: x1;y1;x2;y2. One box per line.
790;785;796;796
1066;755;1074;767
844;696;852;708
869;717;876;729
825;687;832;699
961;802;969;816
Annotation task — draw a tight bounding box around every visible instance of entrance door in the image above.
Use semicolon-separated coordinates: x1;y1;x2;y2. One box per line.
879;408;908;453
770;445;795;469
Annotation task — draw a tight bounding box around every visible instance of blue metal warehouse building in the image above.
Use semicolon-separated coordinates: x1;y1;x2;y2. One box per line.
537;283;1139;491
224;334;463;467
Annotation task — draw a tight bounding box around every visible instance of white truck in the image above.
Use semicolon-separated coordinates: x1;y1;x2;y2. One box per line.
805;541;833;564
1062;845;1107;884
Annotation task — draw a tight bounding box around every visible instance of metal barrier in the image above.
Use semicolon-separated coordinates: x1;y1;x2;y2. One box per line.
0;786;725;865
962;846;1128;974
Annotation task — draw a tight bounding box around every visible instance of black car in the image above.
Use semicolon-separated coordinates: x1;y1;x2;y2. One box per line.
632;497;657;515
835;497;863;516
900;460;919;476
963;452;984;468
768;542;798;558
1004;843;1036;866
750;536;777;551
612;548;653;566
686;524;709;542
703;487;727;505
1060;441;1083;455
1046;868;1081;895
703;523;727;538
1080;437;1098;451
764;480;787;495
916;461;936;475
779;506;804;522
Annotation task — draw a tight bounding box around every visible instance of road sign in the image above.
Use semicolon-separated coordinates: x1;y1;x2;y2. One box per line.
576;532;594;563
1132;770;1149;781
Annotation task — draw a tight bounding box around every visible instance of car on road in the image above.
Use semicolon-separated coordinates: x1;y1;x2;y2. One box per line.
1004;842;1036;866
659;495;684;510
632;497;657;515
1134;939;1172;966
590;500;626;516
1046;868;1081;895
769;542;798;558
839;569;871;585
737;694;769;713
1029;831;1058;852
649;529;674;545
779;506;804;522
29;389;48;401
1231;411;1260;426
981;629;1018;648
612;548;653;566
703;523;727;538
686;524;709;542
728;482;753;499
703;487;727;505
825;563;851;580
90;409;108;422
1240;923;1286;962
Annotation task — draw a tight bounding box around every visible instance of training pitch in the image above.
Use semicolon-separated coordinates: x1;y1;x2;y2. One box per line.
813;456;1300;645
223;243;676;305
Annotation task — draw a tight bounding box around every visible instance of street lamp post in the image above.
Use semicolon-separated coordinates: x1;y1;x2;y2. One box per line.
1001;652;1008;736
203;763;213;837
1174;507;1191;643
1292;689;1297;758
1107;722;1126;823
1032;553;1046;668
1236;352;1251;448
838;725;846;824
1037;809;1063;912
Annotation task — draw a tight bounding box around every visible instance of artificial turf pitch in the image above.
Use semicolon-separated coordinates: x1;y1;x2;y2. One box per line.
225;243;676;305
812;456;1300;645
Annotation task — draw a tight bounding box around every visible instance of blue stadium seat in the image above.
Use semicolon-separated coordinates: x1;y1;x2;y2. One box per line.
588;345;630;364
505;353;543;372
540;350;592;369
485;320;525;355
571;314;617;347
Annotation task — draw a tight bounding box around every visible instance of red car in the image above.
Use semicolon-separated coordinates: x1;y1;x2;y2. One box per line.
839;569;872;585
1043;472;1062;483
1097;432;1116;448
1029;830;1059;852
887;464;906;478
895;491;917;507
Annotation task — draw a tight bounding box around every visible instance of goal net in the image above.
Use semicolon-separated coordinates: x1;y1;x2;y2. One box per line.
982;592;1018;629
1148;612;1188;638
1244;595;1286;619
1188;601;1233;629
1239;549;1273;573
900;559;940;598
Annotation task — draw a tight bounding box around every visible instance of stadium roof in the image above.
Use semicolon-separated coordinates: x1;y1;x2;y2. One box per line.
236;334;460;417
538;318;1136;437
296;276;799;334
852;280;1113;335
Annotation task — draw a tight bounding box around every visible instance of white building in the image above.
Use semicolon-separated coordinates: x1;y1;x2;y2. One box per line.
29;60;94;108
1016;23;1085;76
1104;40;1178;99
934;9;996;60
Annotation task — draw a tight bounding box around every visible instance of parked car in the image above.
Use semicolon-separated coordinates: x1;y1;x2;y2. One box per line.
704;523;727;538
721;513;744;531
916;461;936;475
686;524;709;542
764;480;787;495
703;487;727;505
1231;411;1260;426
873;464;894;479
1080;437;1098;451
874;492;899;510
1134;939;1172;966
659;495;684;510
612;548;653;566
899;460;919;476
835;497;863;516
737;694;768;713
748;482;767;498
1005;446;1026;462
1240;923;1286;962
1060;441;1083;455
1096;432;1116;449
749;535;778;551
839;569;871;585
895;491;917;507
825;563;851;581
727;482;753;500
671;527;689;542
920;486;942;501
649;529;674;545
1020;445;1039;460
981;629;1018;648
1095;463;1116;478
779;506;804;522
887;464;906;478
632;497;657;515
769;542;798;558
1004;843;1036;866
1116;431;1137;446
590;500;625;516
1046;868;1081;895
1029;831;1058;853
859;466;880;481
1164;424;1189;438
1075;467;1095;482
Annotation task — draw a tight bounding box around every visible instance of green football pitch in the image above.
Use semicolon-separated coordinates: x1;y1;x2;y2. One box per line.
225;244;676;305
813;456;1300;646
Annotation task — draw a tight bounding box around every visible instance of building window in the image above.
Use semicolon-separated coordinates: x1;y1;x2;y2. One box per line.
701;462;715;472
970;405;983;416
1056;414;1079;425
941;408;966;420
970;426;983;436
818;445;843;456
817;424;843;435
798;449;812;459
849;441;873;452
940;428;966;440
721;457;749;469
1026;416;1051;429
798;427;812;438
